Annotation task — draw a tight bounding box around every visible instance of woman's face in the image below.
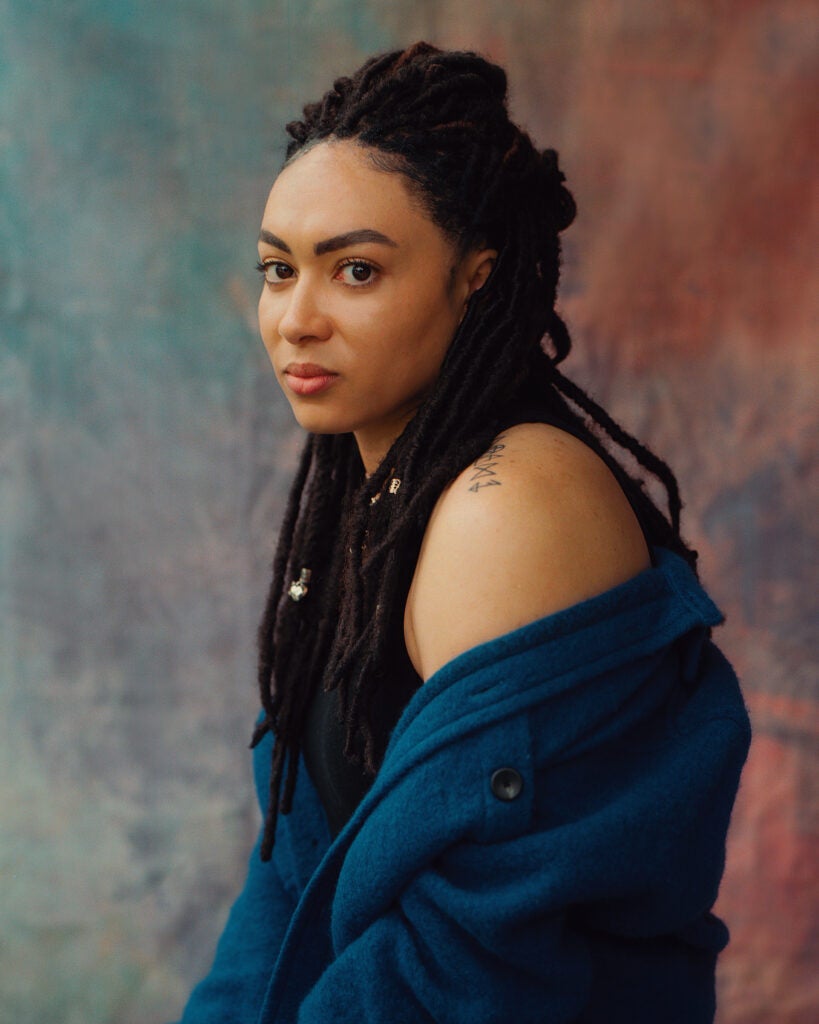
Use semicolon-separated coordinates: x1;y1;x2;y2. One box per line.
257;140;494;473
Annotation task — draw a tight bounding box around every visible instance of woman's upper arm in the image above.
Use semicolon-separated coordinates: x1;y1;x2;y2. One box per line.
405;423;650;680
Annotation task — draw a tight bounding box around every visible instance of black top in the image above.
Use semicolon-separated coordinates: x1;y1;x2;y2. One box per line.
302;641;421;838
302;400;655;837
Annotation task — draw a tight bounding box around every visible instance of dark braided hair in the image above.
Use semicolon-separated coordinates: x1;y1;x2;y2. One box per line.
252;42;697;860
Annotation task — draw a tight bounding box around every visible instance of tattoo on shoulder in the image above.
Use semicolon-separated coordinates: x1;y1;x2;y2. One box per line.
467;435;506;493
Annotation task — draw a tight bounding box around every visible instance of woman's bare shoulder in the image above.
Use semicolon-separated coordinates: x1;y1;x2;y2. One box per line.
404;422;651;681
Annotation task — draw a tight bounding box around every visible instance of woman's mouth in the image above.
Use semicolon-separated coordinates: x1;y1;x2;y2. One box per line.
283;363;340;396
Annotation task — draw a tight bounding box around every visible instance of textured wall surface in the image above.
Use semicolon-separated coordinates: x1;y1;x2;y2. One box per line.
2;2;816;1022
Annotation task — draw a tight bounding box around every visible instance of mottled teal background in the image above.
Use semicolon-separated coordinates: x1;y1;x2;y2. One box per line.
2;2;816;1022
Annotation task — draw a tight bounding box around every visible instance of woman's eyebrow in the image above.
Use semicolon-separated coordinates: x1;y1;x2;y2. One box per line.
258;227;398;256
258;229;291;253
314;229;398;255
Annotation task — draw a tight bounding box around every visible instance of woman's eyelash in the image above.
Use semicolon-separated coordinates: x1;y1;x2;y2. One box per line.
256;260;283;276
255;257;378;284
256;260;295;283
336;258;379;284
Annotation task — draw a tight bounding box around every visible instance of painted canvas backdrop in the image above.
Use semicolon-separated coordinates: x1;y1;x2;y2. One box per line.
2;2;816;1022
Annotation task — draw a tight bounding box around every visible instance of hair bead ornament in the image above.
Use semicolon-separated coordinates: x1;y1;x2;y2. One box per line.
288;568;312;602
369;476;402;505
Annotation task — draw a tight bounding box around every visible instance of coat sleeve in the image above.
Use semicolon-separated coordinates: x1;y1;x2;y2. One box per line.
297;837;592;1024
173;829;296;1024
295;663;749;1024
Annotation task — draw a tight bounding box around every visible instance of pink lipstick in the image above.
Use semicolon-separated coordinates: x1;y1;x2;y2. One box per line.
284;363;339;396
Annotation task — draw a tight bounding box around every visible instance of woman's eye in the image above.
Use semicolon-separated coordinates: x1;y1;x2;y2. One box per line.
256;261;295;284
336;261;377;286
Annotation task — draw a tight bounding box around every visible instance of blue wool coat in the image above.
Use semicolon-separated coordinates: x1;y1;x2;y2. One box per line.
176;549;750;1024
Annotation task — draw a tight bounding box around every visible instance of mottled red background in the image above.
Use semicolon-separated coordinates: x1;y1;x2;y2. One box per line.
461;4;818;1020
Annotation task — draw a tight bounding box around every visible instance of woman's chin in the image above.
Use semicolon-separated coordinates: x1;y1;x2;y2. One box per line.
287;404;354;437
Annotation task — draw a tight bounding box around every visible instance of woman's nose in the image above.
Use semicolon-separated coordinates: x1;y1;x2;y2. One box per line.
276;279;332;345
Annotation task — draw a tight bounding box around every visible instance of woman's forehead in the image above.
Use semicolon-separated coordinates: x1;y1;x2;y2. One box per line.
269;141;407;206
261;140;445;250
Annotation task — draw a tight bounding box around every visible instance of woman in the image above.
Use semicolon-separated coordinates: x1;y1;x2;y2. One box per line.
176;43;749;1023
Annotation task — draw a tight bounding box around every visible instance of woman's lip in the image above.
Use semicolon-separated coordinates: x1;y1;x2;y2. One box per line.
285;362;336;378
283;368;339;396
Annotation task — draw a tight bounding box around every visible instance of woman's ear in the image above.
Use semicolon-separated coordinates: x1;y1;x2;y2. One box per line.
466;248;498;296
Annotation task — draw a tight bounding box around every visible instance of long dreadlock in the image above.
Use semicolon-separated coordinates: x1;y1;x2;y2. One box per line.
252;42;697;860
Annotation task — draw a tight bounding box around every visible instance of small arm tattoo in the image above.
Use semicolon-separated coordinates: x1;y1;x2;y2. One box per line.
468;436;506;492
